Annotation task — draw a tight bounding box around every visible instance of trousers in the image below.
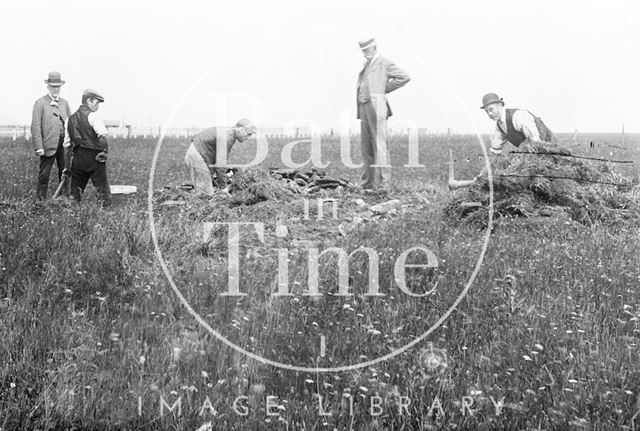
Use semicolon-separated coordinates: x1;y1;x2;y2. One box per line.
37;136;65;199
359;98;390;189
70;146;111;206
184;142;215;196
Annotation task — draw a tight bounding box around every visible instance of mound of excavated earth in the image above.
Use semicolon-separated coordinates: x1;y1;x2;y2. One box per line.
445;142;639;226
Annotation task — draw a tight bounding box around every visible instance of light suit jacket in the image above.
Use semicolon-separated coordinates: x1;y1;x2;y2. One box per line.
31;95;71;156
356;56;410;119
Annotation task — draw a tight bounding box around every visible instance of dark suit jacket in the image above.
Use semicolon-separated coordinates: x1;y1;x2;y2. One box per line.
356;56;410;119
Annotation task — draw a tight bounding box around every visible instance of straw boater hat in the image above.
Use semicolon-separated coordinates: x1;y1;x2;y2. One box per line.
480;93;504;109
358;38;376;50
44;71;65;86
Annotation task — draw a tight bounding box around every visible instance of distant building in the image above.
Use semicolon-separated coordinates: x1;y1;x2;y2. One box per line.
104;120;132;138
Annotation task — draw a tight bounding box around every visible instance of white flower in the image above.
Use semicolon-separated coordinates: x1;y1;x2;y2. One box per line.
419;344;448;373
195;422;212;431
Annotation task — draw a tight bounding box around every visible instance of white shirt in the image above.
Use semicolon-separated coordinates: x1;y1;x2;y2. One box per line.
48;93;60;106
364;52;380;67
490;108;541;155
63;110;108;147
88;111;108;136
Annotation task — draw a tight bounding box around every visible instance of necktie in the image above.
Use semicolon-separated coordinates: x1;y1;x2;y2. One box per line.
50;99;59;107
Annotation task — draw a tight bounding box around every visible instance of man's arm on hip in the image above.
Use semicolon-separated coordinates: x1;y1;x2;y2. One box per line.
385;62;410;93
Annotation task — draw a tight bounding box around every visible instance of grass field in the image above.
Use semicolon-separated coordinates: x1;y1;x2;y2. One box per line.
1;133;639;430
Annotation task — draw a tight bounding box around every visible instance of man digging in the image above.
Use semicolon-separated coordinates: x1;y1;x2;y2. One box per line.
449;93;558;190
481;92;557;156
184;119;257;197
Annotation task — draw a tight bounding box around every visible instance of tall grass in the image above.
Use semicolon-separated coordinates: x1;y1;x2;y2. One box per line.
0;134;639;430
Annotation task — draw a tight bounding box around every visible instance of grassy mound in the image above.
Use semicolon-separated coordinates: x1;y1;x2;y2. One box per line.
445;142;639;226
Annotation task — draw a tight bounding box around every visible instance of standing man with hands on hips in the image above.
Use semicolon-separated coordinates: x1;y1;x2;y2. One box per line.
31;71;71;200
356;37;410;191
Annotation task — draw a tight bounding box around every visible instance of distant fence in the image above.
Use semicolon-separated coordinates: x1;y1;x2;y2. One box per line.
0;124;473;140
0;125;30;140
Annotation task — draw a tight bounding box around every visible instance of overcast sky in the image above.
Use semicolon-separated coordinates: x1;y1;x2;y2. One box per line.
1;0;638;133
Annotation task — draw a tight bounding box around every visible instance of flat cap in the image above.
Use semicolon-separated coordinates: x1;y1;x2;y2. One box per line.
235;118;256;133
83;88;105;102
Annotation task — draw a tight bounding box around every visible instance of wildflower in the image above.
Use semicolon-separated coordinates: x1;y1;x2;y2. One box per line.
250;384;265;394
172;347;182;362
419;343;448;374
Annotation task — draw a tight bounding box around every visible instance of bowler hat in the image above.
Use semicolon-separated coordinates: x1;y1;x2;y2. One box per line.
480;93;504;109
83;89;105;102
45;71;65;86
358;38;376;50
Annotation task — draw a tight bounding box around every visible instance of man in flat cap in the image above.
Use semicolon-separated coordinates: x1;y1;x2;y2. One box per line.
66;89;111;206
31;71;71;200
356;37;410;190
481;92;556;155
184;119;257;196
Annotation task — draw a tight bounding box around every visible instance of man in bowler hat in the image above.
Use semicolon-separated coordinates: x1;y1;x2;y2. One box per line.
480;92;557;155
31;71;71;199
448;94;559;190
356;37;410;190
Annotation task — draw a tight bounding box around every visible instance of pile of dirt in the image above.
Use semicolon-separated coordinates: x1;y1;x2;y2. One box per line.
227;168;296;205
445;142;639;226
154;167;349;207
269;168;349;192
228;167;348;206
